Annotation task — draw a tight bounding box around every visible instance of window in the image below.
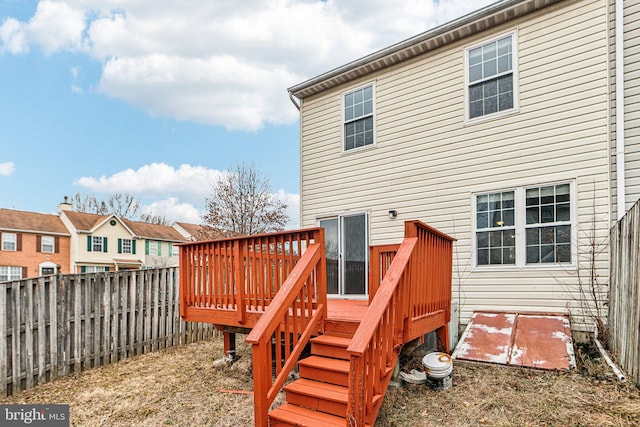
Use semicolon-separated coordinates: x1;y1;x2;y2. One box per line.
119;238;134;254
525;184;571;263
467;33;515;119
2;233;17;251
87;236;108;253
93;236;104;252
148;240;159;256
475;183;573;267
344;84;374;150
0;266;22;282
41;236;55;253
168;243;174;257
476;191;515;265
82;266;109;273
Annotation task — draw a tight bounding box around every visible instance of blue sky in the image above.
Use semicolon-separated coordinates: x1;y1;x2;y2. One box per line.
0;0;491;227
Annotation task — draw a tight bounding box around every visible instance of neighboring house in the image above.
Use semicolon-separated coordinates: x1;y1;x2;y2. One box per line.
59;208;144;273
288;0;623;331
58;203;188;272
0;208;71;280
122;219;187;268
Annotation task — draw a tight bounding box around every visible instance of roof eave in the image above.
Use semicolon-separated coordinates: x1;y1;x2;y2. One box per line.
288;0;564;99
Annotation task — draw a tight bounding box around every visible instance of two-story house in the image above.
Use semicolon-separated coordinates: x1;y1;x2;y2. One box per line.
58;203;188;272
59;208;143;273
122;219;187;268
0;208;71;280
288;0;619;331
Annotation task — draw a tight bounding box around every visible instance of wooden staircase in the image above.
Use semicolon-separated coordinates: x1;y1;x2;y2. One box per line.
269;333;376;426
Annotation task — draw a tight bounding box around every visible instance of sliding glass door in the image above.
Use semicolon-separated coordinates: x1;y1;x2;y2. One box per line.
319;213;368;297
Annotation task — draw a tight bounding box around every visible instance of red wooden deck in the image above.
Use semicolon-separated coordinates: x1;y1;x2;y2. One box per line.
178;221;455;426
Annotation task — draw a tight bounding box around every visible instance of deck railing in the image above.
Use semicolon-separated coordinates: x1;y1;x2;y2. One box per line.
179;229;323;326
347;220;454;425
246;233;327;427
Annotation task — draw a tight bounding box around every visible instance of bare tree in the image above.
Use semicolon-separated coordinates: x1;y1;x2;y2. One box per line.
73;192;141;218
202;163;288;236
139;213;170;226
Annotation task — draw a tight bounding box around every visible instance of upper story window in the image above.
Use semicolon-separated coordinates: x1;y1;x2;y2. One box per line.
169;243;180;256
2;233;17;251
475;183;573;268
0;266;22;282
467;33;516;120
344;84;374;151
41;236;55;253
147;240;160;256
87;236;108;253
118;238;135;254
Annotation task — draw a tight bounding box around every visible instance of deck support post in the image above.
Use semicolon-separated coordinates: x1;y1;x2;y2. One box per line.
436;324;449;353
223;332;236;361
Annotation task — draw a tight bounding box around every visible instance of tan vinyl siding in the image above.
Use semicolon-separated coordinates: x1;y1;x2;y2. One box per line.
624;2;640;208
610;0;640;215
300;0;609;328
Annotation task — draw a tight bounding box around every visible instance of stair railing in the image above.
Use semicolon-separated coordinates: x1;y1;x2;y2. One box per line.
346;220;454;425
246;230;327;427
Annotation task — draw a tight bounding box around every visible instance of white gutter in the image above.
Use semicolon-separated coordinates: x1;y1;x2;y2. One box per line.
616;0;626;220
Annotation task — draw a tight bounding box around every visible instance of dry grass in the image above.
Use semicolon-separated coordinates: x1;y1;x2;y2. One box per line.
2;336;639;426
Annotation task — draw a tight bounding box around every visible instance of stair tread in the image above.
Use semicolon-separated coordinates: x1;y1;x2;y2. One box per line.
285;378;348;402
311;335;352;347
298;356;350;373
269;403;344;427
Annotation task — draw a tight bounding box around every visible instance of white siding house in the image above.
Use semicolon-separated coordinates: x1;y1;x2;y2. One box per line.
290;0;612;330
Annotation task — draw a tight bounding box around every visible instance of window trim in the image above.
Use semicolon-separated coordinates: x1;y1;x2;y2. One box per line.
149;240;159;256
41;235;55;253
472;181;577;270
341;81;376;153
464;30;519;123
2;233;17;251
0;266;22;282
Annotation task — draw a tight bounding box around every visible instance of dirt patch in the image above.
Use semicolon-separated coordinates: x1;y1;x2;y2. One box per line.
1;336;639;426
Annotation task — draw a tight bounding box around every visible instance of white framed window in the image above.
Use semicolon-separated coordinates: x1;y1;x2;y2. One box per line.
93;236;104;252
466;32;517;120
122;239;132;254
343;84;374;151
82;265;109;273
41;236;55;253
0;266;22;282
474;183;573;268
149;240;159;256
2;233;17;251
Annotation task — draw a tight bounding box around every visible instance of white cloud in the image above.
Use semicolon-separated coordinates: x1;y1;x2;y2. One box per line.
141;197;202;224
75;162;223;204
1;0;494;129
0;161;16;176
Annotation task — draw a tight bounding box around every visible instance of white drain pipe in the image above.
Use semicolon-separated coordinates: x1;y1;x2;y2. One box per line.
616;0;626;220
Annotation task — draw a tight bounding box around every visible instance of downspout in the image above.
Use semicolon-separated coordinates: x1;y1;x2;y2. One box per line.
616;0;626;220
288;91;302;230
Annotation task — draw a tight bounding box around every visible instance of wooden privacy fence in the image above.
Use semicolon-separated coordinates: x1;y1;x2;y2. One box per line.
0;267;216;397
609;199;640;384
